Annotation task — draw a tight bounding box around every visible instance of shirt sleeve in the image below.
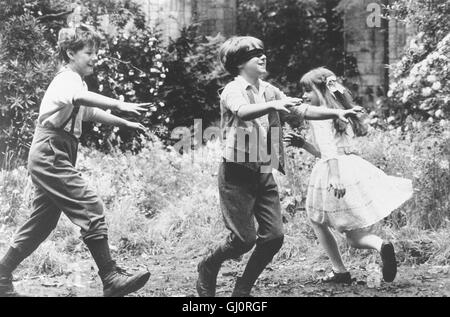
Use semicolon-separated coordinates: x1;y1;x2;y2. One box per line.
82;106;102;122
271;85;307;124
222;85;249;114
51;71;85;109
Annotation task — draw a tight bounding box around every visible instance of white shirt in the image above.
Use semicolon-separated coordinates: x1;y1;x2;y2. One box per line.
38;67;100;138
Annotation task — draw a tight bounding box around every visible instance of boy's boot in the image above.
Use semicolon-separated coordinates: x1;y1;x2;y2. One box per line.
231;237;283;297
197;238;250;297
86;238;150;297
0;247;24;297
197;248;225;297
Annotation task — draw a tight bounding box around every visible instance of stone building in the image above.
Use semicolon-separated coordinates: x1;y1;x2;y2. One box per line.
134;0;237;42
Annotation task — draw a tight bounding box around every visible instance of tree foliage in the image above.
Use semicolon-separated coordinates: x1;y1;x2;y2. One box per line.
384;0;449;126
237;0;358;95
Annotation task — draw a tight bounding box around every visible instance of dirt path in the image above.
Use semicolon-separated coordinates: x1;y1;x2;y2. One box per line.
11;254;450;297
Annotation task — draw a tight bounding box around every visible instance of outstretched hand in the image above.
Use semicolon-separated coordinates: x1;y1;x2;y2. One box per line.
126;121;147;132
117;102;152;115
338;106;364;123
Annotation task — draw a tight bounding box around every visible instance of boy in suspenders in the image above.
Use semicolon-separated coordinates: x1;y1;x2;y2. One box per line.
0;25;151;297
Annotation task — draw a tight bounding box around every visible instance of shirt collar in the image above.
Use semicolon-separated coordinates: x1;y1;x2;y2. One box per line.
235;75;269;93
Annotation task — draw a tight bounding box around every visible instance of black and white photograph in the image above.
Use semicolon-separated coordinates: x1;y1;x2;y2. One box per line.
0;0;449;301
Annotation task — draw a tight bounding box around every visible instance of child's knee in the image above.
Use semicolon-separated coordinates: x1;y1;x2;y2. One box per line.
345;231;365;248
82;216;108;242
346;235;359;248
263;235;284;255
233;236;257;254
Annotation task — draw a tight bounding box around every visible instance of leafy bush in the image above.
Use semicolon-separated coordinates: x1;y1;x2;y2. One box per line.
158;24;230;137
0;9;60;166
381;0;450;126
0;0;168;161
80;20;167;153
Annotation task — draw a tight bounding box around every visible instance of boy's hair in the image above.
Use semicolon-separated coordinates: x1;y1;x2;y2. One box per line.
219;36;264;76
57;24;102;63
301;67;367;136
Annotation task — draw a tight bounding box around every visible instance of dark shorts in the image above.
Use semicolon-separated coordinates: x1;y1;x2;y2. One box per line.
12;126;107;253
218;161;283;246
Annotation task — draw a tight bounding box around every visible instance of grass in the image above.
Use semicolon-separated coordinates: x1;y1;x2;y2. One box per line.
0;125;449;279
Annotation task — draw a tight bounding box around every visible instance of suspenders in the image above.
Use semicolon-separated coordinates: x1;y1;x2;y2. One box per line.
59;105;80;135
56;67;81;135
245;86;286;174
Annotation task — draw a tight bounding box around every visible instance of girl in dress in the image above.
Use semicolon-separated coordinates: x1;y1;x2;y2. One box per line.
286;67;413;284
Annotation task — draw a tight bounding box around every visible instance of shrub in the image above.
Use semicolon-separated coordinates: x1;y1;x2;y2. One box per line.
0;10;60;166
237;0;359;96
381;0;450;126
158;24;230;140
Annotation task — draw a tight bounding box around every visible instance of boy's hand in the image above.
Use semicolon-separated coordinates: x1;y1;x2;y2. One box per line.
283;131;305;148
117;101;152;115
328;175;346;199
272;98;302;113
352;106;365;113
126;121;147;132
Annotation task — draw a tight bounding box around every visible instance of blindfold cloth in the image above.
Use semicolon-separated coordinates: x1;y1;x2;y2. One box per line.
227;48;265;72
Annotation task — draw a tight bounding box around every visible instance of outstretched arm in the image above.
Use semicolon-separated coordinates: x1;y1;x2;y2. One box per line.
88;109;146;131
303;105;361;122
74;91;151;115
237;98;301;121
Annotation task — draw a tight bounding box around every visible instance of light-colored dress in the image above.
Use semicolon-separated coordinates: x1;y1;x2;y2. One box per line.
305;119;413;232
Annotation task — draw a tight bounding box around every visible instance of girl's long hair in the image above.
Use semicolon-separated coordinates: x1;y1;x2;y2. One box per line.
300;67;364;135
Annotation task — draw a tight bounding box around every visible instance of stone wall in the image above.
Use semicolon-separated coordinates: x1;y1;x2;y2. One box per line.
343;0;414;107
134;0;237;43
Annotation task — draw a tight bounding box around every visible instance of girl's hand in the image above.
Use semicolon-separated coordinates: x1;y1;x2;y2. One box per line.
126;121;147;132
337;108;361;123
328;175;346;199
283;131;305;148
117;101;152;115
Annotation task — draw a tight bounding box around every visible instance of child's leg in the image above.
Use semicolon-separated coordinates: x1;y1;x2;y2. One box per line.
0;186;61;296
231;171;284;297
345;228;383;252
31;162;151;296
1;187;62;273
197;162;258;297
346;228;397;282
310;220;347;273
27;128;149;296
